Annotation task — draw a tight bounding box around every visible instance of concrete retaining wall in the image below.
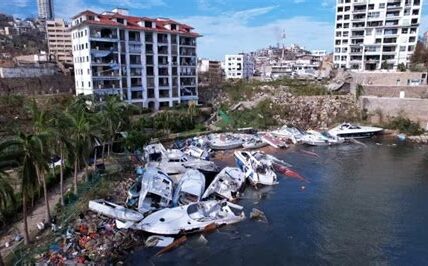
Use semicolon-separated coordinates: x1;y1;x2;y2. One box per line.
0;75;75;96
363;86;428;98
361;96;428;129
352;71;427;86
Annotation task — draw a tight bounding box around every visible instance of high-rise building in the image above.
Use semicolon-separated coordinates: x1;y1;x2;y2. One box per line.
333;0;423;71
224;54;254;80
37;0;54;20
71;9;200;109
46;19;72;64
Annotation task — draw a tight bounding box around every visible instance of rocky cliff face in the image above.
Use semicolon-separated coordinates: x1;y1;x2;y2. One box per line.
208;84;360;129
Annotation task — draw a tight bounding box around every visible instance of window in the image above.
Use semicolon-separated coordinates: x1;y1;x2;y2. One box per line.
400;46;406;52
379;3;385;8
88;81;91;87
402;28;409;34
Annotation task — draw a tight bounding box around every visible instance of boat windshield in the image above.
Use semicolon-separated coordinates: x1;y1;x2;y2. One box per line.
187;202;222;221
178;192;198;205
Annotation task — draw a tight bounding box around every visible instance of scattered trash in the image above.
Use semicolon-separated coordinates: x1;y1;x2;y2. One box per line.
299;149;320;158
397;134;406;141
250;208;268;223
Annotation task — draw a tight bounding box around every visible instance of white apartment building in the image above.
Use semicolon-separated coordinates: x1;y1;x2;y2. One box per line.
224;54;254;80
46;19;72;64
71;9;199;109
333;0;422;71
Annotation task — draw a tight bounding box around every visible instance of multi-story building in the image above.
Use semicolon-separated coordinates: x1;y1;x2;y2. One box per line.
71;9;200;109
224;54;254;80
197;59;223;86
333;0;422;71
37;0;54;20
46;19;72;64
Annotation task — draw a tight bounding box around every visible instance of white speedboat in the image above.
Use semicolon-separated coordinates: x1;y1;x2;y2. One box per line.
209;134;243;150
242;137;268;149
300;130;345;146
88;199;144;222
172;169;205;206
272;125;305;144
234;151;278;186
135;200;245;235
183;145;210;160
202;167;246;201
328;123;383;139
136;167;174;214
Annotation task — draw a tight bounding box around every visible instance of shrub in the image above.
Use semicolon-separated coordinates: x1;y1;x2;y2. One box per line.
386;116;424;135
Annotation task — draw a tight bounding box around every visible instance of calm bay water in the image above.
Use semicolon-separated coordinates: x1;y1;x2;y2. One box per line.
127;139;428;265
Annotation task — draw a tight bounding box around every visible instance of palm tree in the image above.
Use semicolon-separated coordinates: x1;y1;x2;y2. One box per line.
97;96;128;159
28;100;52;222
13;132;42;245
65;107;93;194
50;110;73;206
0;138;18;221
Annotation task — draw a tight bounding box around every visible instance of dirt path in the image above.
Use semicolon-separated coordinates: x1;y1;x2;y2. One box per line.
0;170;86;260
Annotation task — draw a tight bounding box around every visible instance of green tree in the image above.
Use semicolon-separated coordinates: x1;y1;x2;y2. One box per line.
15;132;43;245
97;96;128;159
66;106;94;194
50;110;73;206
28;100;52;222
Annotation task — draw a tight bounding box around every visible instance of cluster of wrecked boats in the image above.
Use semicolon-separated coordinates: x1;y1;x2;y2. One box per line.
88;122;384;247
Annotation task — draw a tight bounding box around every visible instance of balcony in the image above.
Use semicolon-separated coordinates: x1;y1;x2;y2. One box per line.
90;29;118;42
158;46;169;55
180;77;196;86
94;88;121;96
179;37;196;46
180;87;198;101
180;58;196;66
92;70;120;80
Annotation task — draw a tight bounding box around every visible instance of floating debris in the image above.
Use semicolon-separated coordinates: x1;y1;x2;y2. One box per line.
145;236;175;248
156;236;188;256
250;208;268;223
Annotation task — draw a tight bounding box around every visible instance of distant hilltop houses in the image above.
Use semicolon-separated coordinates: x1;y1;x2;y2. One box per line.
220;44;330;81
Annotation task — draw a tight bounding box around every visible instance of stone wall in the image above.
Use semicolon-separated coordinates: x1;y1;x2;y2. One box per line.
363;86;428;98
0;75;75;96
352;71;427;86
361;96;428;129
0;66;56;78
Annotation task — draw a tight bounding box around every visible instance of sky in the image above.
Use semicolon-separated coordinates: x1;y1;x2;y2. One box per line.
2;0;428;60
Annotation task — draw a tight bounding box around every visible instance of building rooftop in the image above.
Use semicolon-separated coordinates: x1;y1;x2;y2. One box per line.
71;10;200;37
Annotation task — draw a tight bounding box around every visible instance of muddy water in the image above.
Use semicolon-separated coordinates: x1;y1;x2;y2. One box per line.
127;139;428;265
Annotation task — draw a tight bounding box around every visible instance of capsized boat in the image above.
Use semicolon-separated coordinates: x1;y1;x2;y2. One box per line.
136;167;174;214
172;169;205;206
202;167;246;201
242;137;268;149
328;123;383;139
135;200;245;235
234;151;278;186
209;134;243;150
146;147;219;177
272;125;305;144
88;199;144;222
300;130;344;146
260;133;288;148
